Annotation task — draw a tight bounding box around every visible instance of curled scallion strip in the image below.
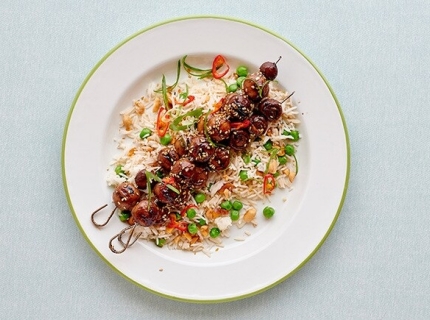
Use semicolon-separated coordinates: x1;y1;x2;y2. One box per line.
170;108;203;131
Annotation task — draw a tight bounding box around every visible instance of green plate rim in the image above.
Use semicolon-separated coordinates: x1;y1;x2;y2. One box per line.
61;15;350;304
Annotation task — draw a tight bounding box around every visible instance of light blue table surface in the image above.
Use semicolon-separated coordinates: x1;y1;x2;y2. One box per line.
1;1;429;319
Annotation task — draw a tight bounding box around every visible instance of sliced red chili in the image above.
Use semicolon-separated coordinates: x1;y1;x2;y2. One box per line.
167;213;187;232
230;119;251;130
180;204;198;217
178;95;195;106
212;55;230;79
156;107;170;137
263;174;276;195
212;97;225;113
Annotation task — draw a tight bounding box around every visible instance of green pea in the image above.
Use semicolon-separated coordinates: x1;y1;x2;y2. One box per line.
160;133;172;146
194;193;206;204
230;210;240;221
115;165;126;177
198;218;206;226
278;156;287;165
139;128;152;139
232;200;243;211
236;66;248;77
187;223;198;235
285;144;295;156
282;129;290;136
220;200;233;211
236;76;246;87
239;170;248;181
290;130;300;141
155;238;166;247
252;158;261;166
242;154;251;164
155;169;165;179
186;208;197;219
263;140;273;151
228;83;238;93
263;206;275;218
118;211;130;222
209;227;221;238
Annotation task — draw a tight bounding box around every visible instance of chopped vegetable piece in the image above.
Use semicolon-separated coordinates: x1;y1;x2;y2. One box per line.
263;140;273;150
242;154;251;164
236;76;246;87
228;83;238;93
180;204;198;217
230;119;251;130
160;133;172;146
115;165;126;177
186;208;197;219
198;218;206;226
156;107;170;137
252;158;261;166
263;174;276;194
182;55;212;78
194;193;206;204
187;223;198;235
285;144;295;156
155;238;166;247
263;206;275;218
161;75;170;110
220;200;233;211
209;227;221;238
232;200;243;211
167;214;187;232
236;66;248;77
239;170;248;181
212;55;230;79
139;128;152;139
230;210;240;221
170;108;203;131
278;156;287;165
118;211;130;222
290;130;300;141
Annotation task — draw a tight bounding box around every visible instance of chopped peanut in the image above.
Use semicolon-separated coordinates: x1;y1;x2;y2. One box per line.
243;207;256;223
288;170;296;182
268;159;278;174
183;232;192;242
152;97;161;112
200;225;209;237
217;183;234;195
122;114;133;131
134;100;145;114
127;148;135;157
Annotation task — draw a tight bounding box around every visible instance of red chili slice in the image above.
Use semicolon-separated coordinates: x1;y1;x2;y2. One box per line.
263;174;276;194
180;95;195;106
156;107;170;137
212;55;230;79
230;119;251;130
180;204;198;217
212;97;225;113
167;214;187;232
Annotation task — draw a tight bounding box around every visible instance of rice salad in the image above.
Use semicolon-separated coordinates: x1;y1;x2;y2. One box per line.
102;55;301;255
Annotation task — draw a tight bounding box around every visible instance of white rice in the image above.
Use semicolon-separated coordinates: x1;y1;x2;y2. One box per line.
106;64;301;254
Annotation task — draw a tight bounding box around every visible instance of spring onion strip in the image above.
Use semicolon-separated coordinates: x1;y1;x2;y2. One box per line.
182;55;212;78
145;171;180;194
170;108;203;131
161;75;169;110
155;59;181;93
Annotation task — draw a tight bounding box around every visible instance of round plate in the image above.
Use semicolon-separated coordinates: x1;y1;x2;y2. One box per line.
62;16;349;303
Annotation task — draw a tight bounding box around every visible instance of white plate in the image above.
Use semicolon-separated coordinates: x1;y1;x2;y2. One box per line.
62;16;349;302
